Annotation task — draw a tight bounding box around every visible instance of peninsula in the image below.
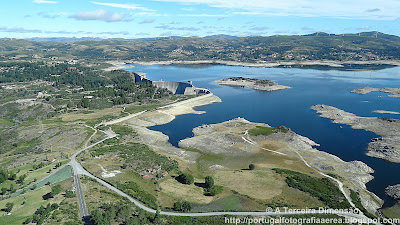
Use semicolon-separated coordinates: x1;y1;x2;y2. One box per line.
351;87;400;99
215;77;291;91
311;104;400;163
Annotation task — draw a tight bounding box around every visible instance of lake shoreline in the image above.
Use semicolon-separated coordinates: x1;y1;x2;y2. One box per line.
108;59;400;70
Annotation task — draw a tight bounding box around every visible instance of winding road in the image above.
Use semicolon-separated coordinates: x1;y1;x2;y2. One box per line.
65;96;381;225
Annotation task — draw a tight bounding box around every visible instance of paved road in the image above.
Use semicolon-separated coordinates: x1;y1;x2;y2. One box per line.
65;101;381;225
73;174;87;218
68;128;117;223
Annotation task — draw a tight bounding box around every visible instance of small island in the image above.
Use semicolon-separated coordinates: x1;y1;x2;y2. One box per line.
215;77;291;91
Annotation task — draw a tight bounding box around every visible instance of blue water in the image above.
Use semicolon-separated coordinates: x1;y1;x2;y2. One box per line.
126;64;400;208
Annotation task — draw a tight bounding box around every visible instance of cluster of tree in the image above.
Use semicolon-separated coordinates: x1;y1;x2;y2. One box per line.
32;162;47;170
90;202;159;225
1;183;16;195
117;181;158;209
0;169;15;183
0;61;172;111
173;200;192;212
0;62;106;88
273;168;351;209
91;143;178;173
176;172;194;185
23;203;59;225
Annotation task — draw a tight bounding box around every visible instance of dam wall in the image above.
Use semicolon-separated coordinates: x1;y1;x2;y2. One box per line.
132;72;210;95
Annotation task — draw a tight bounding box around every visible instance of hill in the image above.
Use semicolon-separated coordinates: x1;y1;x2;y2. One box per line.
1;32;400;64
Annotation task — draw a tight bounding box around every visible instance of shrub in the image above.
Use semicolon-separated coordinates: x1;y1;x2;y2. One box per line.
65;190;75;198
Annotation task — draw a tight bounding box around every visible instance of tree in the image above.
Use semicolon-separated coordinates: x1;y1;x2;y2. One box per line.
18;174;27;184
65;190;75;198
205;186;218;196
176;172;194;185
4;202;14;212
173;201;192;212
1;187;7;195
50;184;62;197
205;176;214;189
181;201;192;212
173;201;182;211
22;217;32;224
249;164;255;170
153;208;160;224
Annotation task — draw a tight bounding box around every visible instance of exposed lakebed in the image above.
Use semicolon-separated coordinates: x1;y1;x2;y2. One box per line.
125;64;400;208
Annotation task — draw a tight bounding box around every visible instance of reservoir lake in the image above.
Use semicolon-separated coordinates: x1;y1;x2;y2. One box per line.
126;64;400;208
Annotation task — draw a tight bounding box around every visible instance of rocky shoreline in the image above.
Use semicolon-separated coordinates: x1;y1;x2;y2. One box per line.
373;110;400;115
385;184;400;201
311;104;400;163
215;77;291;91
351;86;400;99
104;59;400;70
178;118;383;214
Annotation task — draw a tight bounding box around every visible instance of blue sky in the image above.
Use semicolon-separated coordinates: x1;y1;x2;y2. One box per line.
1;0;400;39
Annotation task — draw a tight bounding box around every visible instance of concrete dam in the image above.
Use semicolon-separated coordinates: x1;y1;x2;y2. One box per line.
133;72;211;95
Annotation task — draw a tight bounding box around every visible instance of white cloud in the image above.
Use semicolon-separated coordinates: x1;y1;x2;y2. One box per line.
33;0;57;3
179;14;226;17
70;9;130;22
140;19;155;24
152;0;400;20
90;1;154;11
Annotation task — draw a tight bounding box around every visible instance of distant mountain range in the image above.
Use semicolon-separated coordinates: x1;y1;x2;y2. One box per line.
1;32;399;64
23;32;400;42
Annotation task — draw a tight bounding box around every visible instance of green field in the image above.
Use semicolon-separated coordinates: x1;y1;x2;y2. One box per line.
11;165;72;197
248;126;289;136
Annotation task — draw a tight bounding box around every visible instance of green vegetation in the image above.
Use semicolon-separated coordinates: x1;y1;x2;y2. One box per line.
204;185;223;197
65;190;75;198
273;168;351;209
90;202;135;225
89;201;227;225
117;181;158;209
173;200;192;212
3;32;400;63
202;176;222;196
50;184;62;198
0;119;13;126
176;172;194;185
204;176;214;188
248;126;289;136
4;202;14;212
23;203;59;225
90;143;178;173
350;190;376;218
110;124;134;136
249;164;255;170
11;166;72;198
